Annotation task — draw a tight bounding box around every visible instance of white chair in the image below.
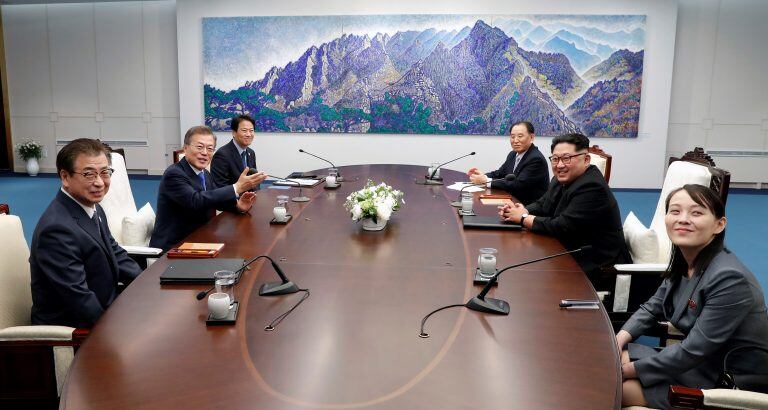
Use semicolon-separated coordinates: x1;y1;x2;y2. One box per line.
588;145;612;183
100;152;161;263
608;148;730;324
0;213;88;406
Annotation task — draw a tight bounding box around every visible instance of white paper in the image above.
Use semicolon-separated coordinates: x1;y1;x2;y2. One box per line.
273;178;317;187
447;182;485;192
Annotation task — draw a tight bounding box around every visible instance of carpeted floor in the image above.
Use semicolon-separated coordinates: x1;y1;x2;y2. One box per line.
2;172;766;297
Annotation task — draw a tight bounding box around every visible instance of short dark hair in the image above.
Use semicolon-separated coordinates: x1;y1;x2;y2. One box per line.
663;184;726;281
509;121;534;134
231;114;255;132
56;138;111;174
184;125;216;146
550;133;590;152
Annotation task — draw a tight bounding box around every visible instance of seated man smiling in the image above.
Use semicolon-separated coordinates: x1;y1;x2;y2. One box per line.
499;133;631;281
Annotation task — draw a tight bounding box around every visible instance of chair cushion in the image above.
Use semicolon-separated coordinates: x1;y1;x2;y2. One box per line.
122;203;155;246
704;388;768;409
0;215;32;329
623;212;660;264
591;154;607;178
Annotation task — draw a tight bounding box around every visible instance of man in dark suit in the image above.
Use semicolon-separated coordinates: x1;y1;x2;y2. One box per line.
30;138;142;328
467;121;549;205
149;125;267;252
211;114;259;190
500;133;631;279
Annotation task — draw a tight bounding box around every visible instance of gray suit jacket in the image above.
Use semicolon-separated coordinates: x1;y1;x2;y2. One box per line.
622;248;768;388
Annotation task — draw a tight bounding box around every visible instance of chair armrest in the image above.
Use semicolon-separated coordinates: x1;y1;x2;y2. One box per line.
0;326;76;341
123;245;162;256
704;389;768;409
614;263;668;272
670;385;704;409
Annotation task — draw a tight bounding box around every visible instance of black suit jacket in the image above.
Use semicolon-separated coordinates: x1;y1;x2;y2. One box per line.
149;158;238;252
527;165;631;274
30;191;141;328
486;144;549;205
211;140;258;190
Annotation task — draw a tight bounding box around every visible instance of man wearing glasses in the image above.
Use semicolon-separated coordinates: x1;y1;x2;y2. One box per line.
499;133;630;281
467;121;549;204
150;126;267;252
30;138;142;327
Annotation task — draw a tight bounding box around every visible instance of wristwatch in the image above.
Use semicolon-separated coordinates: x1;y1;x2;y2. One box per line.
519;213;529;225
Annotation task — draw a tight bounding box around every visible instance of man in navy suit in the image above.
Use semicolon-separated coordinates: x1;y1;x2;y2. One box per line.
30;138;142;328
149;126;267;252
467;121;549;205
211;114;259;190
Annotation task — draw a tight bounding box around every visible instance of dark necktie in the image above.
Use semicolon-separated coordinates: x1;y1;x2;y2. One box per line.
241;151;248;169
198;171;206;191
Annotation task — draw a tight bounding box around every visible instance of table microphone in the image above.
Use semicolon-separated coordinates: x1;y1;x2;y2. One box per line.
267;174;310;202
195;255;299;300
465;245;592;315
298;149;344;182
416;152;476;185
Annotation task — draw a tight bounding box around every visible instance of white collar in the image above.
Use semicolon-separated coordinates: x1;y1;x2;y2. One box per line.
60;188;97;219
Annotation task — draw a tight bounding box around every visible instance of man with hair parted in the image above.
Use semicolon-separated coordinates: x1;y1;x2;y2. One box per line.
211;114;259;190
30;138;142;328
467;121;549;205
149;125;267;252
499;133;631;280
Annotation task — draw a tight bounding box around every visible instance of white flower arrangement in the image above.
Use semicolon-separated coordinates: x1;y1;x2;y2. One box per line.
343;179;405;223
14;139;43;161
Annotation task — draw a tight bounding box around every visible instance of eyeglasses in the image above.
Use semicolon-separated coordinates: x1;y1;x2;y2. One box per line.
72;168;114;182
188;143;215;154
549;152;587;165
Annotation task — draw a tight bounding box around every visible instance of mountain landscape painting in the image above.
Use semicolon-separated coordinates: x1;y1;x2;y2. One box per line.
203;14;645;137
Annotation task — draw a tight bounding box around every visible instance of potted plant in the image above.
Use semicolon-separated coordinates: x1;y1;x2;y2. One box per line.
15;139;43;176
344;180;404;231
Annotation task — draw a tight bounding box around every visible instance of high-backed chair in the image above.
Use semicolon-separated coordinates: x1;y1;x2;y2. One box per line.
173;149;185;163
588;145;612;183
99;152;161;266
607;148;730;329
0;213;89;408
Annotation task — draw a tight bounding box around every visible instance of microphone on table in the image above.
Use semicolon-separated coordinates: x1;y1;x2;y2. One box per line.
267;174;310;202
416;152;476;185
465;245;593;315
194;254;300;300
450;174;515;207
298;149;345;182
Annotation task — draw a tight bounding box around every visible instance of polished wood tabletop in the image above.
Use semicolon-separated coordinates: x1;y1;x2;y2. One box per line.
61;165;621;410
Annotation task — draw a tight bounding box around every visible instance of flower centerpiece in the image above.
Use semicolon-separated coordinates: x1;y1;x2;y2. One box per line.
343;179;405;231
14;139;43;176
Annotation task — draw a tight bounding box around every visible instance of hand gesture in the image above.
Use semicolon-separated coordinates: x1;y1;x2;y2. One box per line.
235;191;256;212
235;169;267;194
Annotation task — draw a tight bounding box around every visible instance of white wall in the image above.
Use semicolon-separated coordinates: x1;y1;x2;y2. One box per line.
666;0;768;186
177;0;678;188
2;1;179;174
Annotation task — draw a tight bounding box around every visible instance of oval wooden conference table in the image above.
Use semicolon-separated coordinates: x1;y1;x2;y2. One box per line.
61;164;621;410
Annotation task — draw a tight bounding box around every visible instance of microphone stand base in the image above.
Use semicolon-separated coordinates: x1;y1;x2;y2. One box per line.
292;196;310;202
414;178;444;186
465;296;510;315
259;281;300;296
